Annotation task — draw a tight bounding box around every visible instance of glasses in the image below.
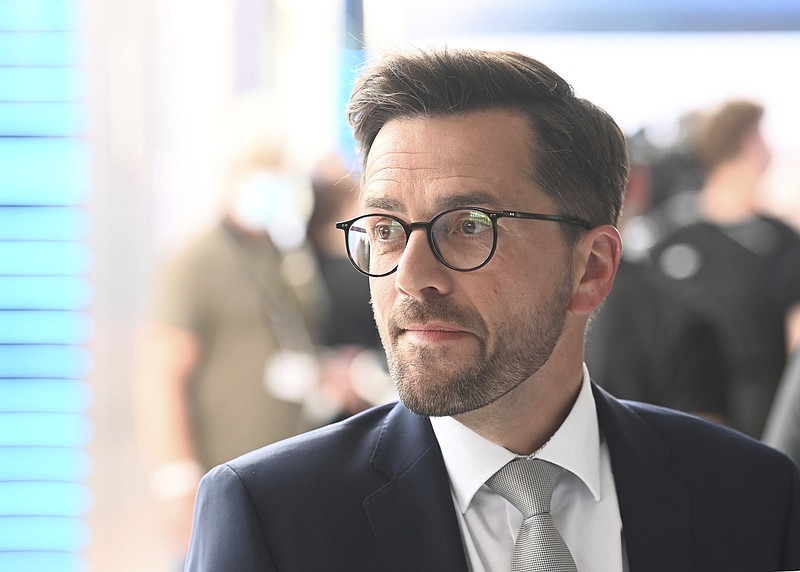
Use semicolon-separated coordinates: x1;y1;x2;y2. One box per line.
335;207;592;277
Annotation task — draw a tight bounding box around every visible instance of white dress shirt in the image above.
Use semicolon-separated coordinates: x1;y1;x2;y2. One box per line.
430;365;628;572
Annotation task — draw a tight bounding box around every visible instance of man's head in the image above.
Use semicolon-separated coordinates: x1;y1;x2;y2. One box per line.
343;49;624;419
347;48;628;242
696;99;770;175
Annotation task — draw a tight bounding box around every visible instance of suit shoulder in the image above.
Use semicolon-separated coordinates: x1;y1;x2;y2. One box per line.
221;402;399;480
623;399;793;471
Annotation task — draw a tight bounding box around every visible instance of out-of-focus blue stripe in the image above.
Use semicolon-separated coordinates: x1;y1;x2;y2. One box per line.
0;1;78;31
0;413;92;447
0;482;91;517
0;345;92;378
0;1;91;567
0;242;92;275
0;102;87;136
0;277;93;309
0;68;85;102
0;138;89;205
0;517;90;551
0;379;92;412
0;207;92;240
0;32;78;66
0;447;91;481
0;311;93;344
337;0;365;166
0;552;84;572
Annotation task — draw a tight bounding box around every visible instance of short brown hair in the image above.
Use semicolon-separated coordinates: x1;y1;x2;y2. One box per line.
346;48;627;238
696;99;764;171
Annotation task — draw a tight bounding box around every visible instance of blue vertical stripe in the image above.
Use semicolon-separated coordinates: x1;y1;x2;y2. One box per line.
339;0;366;167
0;102;88;136
0;345;92;378
0;1;91;566
0;413;93;447
0;68;86;101
0;1;79;31
0;207;92;240
0;32;78;66
0;276;94;309
0;517;90;551
0;552;85;572
0;138;90;205
0;311;93;344
0;482;92;516
0;379;92;412
0;242;93;275
0;447;91;480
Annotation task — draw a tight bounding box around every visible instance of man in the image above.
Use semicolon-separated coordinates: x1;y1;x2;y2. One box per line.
135;140;326;564
585;133;728;423
186;49;800;571
651;99;800;437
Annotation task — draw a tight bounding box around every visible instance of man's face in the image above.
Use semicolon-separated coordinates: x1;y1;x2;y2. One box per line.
362;110;577;417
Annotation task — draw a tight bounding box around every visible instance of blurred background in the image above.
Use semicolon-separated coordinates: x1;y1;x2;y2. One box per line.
1;0;799;570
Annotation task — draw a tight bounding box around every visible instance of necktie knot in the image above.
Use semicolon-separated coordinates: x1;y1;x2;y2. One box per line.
486;458;561;518
486;458;578;572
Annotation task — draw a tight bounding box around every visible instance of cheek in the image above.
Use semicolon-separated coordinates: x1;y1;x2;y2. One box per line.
368;278;393;323
487;247;568;305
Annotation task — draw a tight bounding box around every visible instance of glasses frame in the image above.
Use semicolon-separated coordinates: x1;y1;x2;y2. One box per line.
335;207;593;277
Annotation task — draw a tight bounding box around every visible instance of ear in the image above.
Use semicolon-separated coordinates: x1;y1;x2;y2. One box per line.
568;225;622;315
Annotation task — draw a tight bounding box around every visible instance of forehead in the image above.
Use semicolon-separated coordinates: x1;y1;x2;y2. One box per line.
361;110;543;214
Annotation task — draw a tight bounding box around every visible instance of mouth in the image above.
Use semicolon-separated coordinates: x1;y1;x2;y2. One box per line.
398;322;474;344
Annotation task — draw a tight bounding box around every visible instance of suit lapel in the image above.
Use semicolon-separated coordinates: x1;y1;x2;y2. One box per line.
363;389;694;571
593;384;693;571
364;404;469;572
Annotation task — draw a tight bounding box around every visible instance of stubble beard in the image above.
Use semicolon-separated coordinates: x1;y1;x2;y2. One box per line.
379;274;573;417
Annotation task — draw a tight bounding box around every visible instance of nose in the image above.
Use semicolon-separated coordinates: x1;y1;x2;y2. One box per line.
394;227;453;299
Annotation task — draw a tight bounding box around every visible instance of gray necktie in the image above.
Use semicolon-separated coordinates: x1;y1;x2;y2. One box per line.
486;458;578;572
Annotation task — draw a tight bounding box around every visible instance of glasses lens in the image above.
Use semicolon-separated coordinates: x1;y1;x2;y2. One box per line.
347;215;407;275
432;209;495;270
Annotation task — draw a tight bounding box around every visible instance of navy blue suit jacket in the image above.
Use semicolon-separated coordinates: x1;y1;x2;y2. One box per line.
186;384;800;571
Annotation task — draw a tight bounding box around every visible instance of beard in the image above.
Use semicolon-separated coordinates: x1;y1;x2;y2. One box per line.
377;269;573;417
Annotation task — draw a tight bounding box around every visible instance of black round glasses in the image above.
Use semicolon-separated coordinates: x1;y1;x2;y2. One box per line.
335;207;592;277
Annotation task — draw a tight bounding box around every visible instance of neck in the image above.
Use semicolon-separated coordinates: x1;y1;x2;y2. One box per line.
700;167;760;224
453;328;585;455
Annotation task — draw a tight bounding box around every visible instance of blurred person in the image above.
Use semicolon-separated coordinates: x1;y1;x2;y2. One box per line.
642;112;707;240
764;348;800;468
186;48;800;571
585;134;728;422
651;99;800;437
307;155;381;350
134;139;328;566
305;156;394;416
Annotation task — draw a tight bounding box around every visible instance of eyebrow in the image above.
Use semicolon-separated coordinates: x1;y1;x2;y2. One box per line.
363;192;500;214
363;196;404;211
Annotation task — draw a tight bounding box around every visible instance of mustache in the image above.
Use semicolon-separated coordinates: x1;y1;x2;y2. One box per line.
388;297;488;338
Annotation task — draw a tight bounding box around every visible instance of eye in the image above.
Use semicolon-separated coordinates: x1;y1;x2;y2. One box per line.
371;218;404;242
376;224;391;240
454;210;492;236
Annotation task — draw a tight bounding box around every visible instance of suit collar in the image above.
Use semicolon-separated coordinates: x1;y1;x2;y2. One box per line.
430;368;604;515
593;384;693;571
363;390;694;572
365;403;469;572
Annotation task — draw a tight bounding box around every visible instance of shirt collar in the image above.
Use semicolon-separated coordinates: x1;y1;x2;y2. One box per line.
430;364;602;514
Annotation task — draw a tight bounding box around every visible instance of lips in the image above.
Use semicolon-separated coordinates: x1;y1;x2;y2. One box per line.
398;322;473;343
387;298;488;343
402;322;468;334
